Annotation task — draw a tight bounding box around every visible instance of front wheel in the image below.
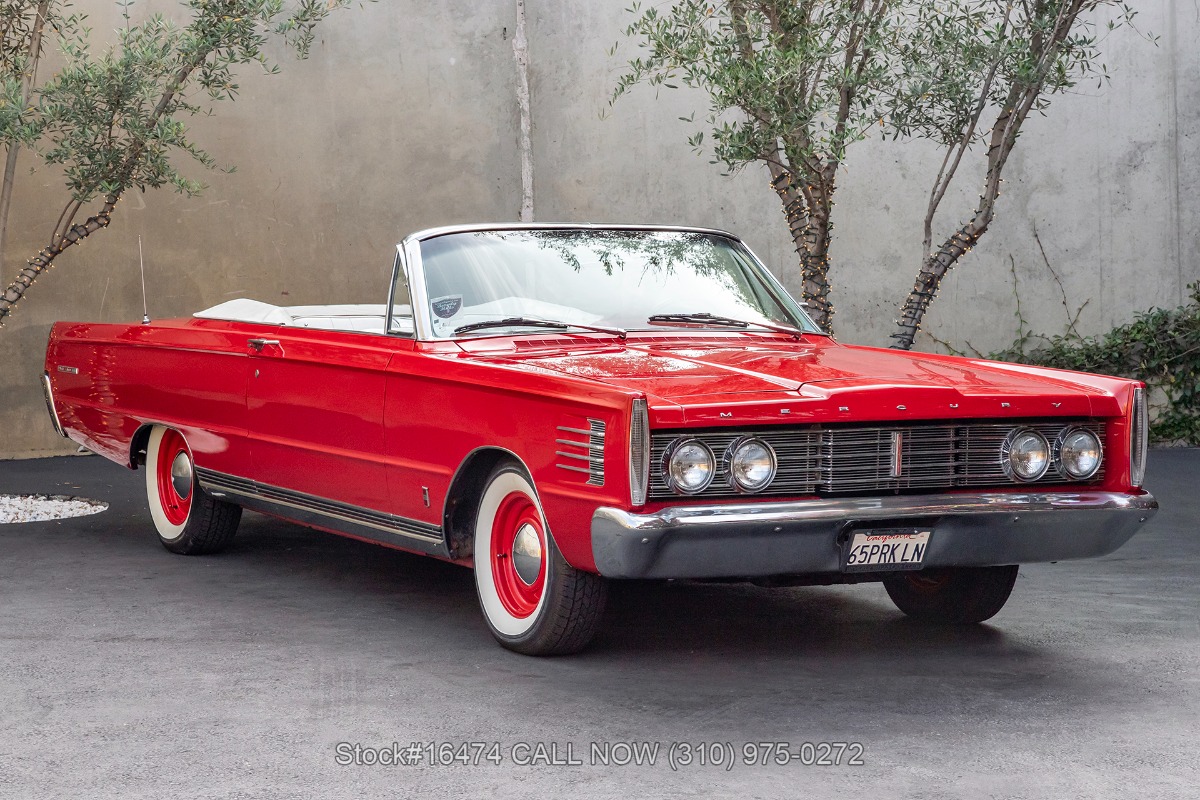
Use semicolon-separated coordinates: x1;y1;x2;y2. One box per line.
473;462;607;655
882;565;1019;624
145;426;241;555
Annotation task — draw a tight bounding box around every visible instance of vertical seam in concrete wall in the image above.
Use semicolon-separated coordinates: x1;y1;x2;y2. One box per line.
1167;0;1183;303
513;0;535;222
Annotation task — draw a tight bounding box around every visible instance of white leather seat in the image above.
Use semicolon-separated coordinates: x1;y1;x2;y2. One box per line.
194;300;411;335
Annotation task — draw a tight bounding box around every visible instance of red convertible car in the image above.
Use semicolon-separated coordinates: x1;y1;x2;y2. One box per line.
42;224;1157;654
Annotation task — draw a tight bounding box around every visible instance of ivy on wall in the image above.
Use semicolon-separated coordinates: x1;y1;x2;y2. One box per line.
991;283;1200;445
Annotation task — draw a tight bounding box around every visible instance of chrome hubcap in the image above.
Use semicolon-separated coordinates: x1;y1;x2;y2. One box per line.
511;523;542;586
170;452;193;499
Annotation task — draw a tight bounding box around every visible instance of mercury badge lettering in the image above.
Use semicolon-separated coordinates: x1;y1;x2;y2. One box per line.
42;224;1158;655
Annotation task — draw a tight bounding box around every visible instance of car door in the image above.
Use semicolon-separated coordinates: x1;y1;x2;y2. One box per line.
244;327;397;512
380;345;457;526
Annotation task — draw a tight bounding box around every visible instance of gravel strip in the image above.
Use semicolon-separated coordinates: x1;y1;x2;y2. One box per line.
0;494;108;524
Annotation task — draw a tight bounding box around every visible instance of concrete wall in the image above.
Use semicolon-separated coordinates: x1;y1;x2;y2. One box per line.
2;0;1196;458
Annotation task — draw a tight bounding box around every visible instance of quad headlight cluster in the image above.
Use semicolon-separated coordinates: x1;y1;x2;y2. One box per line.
658;424;1103;498
664;436;778;494
1003;426;1103;482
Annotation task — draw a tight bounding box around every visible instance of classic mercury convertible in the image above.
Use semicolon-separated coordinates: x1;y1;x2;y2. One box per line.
43;224;1157;654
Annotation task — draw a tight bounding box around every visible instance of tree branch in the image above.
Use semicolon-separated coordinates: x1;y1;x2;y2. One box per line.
0;193;118;326
923;2;1014;255
0;0;52;270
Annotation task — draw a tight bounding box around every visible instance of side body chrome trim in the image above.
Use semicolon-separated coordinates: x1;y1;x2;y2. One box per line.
628;398;650;506
1130;386;1148;487
196;468;450;558
555;420;605;485
41;372;68;438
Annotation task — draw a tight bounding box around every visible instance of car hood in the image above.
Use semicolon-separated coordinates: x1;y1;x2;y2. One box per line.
454;334;1124;423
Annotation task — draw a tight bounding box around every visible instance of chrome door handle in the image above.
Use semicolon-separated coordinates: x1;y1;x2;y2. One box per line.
248;338;281;351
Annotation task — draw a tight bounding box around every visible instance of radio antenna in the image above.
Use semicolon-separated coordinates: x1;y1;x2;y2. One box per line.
138;235;150;324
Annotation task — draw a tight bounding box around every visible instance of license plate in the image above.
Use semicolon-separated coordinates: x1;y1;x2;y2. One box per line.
843;529;931;572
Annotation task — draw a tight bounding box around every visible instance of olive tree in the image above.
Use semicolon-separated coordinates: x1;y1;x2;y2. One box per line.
888;0;1141;350
0;0;367;328
614;0;1139;342
0;1;81;276
613;0;902;332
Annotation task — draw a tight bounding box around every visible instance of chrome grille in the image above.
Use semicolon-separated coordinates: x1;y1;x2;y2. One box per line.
557;420;605;486
649;420;1105;500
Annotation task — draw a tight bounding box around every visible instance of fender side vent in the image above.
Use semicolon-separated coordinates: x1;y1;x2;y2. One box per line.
556;420;605;486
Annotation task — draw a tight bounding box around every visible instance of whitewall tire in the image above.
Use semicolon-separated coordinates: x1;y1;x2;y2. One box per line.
473;461;607;655
144;426;241;555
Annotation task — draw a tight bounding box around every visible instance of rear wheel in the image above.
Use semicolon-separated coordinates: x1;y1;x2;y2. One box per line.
145;426;241;555
883;565;1019;624
473;462;607;655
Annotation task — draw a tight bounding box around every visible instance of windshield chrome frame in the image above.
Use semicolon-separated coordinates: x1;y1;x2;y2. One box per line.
386;234;428;338
389;223;823;342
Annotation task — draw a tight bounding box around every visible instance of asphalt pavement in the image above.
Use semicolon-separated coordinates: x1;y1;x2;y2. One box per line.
0;450;1196;799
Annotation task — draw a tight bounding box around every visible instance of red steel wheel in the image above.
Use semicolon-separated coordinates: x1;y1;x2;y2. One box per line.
474;467;549;634
147;427;194;539
489;490;548;620
155;428;193;528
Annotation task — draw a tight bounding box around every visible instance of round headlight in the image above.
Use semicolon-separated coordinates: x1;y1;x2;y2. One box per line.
1059;428;1102;479
666;439;715;494
1005;429;1051;481
729;438;777;493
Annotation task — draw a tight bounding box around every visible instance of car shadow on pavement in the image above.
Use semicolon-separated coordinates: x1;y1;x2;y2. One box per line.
224;510;1017;658
1;455;1138;726
228;512;1095;697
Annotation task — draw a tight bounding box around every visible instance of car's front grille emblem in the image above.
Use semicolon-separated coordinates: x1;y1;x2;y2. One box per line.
890;431;904;478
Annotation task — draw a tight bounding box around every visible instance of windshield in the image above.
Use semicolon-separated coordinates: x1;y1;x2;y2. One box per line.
407;229;821;339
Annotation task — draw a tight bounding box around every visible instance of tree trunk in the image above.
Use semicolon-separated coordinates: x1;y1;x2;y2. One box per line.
891;94;1029;350
798;206;834;331
0;147;23;265
890;212;991;350
769;167;835;332
889;0;1086;351
0;194;118;327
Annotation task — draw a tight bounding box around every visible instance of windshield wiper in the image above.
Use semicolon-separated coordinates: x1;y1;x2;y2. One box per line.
453;316;627;339
647;312;804;338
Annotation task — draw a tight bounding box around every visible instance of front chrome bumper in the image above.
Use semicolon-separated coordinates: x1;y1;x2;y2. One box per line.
590;490;1158;579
